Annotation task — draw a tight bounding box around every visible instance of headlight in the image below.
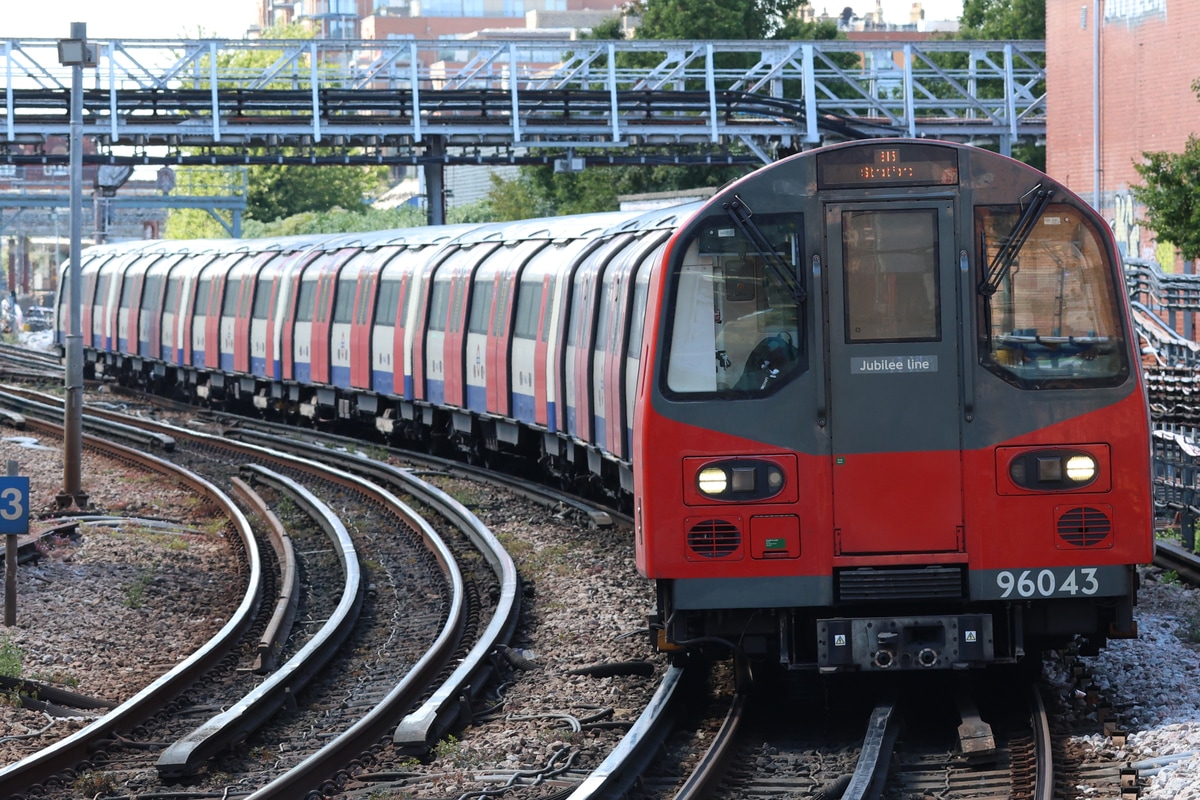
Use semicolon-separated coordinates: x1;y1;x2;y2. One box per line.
697;467;728;495
1066;455;1097;482
1005;448;1102;491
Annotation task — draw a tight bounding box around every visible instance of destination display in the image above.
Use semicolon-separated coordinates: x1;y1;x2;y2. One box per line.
817;143;960;189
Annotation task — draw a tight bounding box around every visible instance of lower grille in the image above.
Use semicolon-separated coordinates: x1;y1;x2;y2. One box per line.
686;519;742;559
837;565;965;602
1057;506;1112;547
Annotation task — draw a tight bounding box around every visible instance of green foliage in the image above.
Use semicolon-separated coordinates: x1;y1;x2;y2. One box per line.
1132;133;1200;261
0;636;22;679
123;568;156;609
247;164;387;223
631;0;805;39
166;22;385;236
959;0;1045;40
432;734;460;759
485;158;752;219
164;166;249;239
240;198;492;237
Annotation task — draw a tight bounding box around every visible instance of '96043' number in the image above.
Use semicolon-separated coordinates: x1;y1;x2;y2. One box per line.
996;568;1099;598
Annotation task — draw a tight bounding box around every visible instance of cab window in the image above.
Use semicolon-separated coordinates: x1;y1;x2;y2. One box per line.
977;203;1127;387
664;214;804;396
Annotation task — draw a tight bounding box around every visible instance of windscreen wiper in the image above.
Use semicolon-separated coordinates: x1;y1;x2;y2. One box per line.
978;184;1054;297
723;195;806;304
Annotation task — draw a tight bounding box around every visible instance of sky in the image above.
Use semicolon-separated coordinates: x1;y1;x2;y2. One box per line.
3;1;965;41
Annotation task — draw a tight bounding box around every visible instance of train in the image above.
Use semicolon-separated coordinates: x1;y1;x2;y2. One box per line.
57;139;1153;674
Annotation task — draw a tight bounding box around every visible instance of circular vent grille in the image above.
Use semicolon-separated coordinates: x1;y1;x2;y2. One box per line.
1057;506;1112;547
687;519;742;558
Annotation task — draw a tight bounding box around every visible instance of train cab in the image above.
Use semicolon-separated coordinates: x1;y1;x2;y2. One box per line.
635;139;1153;672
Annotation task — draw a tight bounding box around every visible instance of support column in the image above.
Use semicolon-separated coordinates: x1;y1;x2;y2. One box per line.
424;135;447;227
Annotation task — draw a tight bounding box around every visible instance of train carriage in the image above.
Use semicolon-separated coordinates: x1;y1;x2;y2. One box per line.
635;140;1153;672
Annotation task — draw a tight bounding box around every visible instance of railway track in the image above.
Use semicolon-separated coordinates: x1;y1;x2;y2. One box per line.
0;383;678;799
654;673;1055;800
0;397;518;798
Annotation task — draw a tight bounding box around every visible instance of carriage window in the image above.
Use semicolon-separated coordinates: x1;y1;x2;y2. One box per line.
541;276;556;343
514;280;543;340
333;276;357;324
93;275;109;310
492;278;511;336
143;275;163;309
977;203;1127;387
468;282;493;335
843;209;938;342
628;279;650;353
222;278;241;316
164;280;180;314
664;214;804;395
194;278;212;317
376;279;401;326
120;276;135;310
252;277;273;320
295;280;316;323
428;279;450;332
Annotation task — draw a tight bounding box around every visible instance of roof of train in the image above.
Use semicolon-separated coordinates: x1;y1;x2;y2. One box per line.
72;202;705;266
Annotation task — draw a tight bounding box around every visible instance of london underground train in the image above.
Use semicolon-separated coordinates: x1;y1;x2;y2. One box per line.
635;139;1153;672
57;139;1152;673
60;207;690;494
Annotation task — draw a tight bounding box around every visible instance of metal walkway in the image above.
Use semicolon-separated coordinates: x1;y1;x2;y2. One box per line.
1;37;1046;167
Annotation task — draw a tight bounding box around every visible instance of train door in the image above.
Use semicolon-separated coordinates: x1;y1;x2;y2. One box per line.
826;202;964;555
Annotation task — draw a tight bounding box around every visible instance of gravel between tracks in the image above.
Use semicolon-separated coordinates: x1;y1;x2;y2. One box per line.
0;434;241;767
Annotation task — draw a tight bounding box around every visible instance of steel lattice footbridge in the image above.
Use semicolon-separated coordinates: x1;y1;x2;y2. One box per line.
1;37;1046;167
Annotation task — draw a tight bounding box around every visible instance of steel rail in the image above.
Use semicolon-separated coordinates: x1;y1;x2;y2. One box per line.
226;425;617;529
229;432;523;750
568;664;689;799
672;689;749;800
1154;540;1200;585
1031;685;1054;800
29;399;517;795
156;463;369;778
0;388;175;451
229;475;300;674
843;697;901;800
0;427;261;798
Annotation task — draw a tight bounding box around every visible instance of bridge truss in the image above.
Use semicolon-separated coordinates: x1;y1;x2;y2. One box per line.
1;37;1046;168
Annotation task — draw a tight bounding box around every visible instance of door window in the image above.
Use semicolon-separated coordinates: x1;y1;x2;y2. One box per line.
843;209;939;342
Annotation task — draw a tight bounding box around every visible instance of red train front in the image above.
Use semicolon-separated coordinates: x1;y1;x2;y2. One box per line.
634;140;1154;672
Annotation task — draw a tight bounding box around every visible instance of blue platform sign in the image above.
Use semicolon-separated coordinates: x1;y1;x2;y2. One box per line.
0;477;30;535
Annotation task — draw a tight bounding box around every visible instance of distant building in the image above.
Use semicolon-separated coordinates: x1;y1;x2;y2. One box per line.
1046;0;1186;268
254;1;625;40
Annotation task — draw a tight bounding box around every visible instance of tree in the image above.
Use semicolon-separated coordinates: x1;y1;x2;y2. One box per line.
247;165;385;223
166;22;387;237
944;0;1045;168
631;0;805;40
959;0;1045;40
1132;134;1200;262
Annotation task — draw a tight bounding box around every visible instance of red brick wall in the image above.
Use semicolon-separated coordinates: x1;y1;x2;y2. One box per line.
1047;0;1194;263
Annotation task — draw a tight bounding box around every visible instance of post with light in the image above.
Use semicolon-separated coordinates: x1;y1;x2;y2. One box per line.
56;22;96;511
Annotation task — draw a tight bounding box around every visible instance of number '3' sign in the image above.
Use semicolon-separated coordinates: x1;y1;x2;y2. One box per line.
0;477;30;535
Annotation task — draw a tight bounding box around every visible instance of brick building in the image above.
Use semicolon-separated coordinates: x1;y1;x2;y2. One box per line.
1047;0;1193;267
256;1;624;40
